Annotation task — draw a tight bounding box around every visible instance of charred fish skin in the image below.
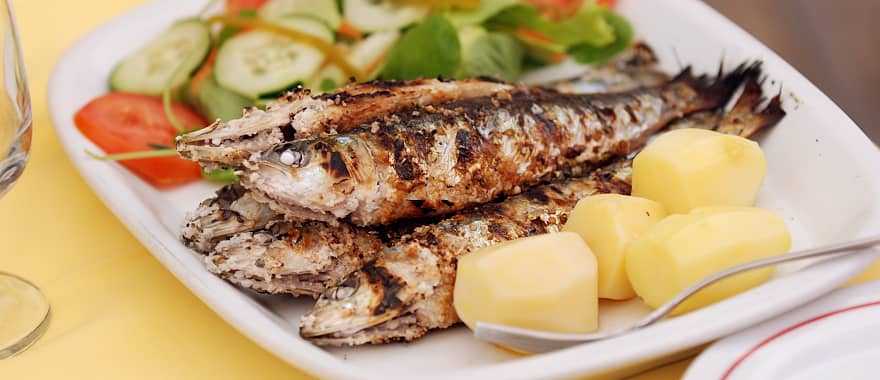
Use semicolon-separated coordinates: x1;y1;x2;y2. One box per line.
299;163;632;345
245;66;750;226
200;65;777;304
204;222;390;298
299;69;786;346
176;78;514;168
181;184;277;253
180;44;668;249
193;67;780;302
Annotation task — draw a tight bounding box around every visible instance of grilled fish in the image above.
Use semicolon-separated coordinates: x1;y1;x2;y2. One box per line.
196;78;779;303
193;66;766;298
242;66;748;226
176;78;515;168
205;222;393;297
176;44;666;169
299;71;785;345
181;184;276;253
181;50;670;252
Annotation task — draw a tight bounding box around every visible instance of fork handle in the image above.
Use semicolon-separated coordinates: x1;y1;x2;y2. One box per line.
640;234;880;326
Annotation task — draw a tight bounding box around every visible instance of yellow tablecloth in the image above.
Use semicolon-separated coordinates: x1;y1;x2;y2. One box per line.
1;1;878;378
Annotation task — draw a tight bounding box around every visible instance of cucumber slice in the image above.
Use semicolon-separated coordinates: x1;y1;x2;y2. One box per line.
271;16;335;43
308;30;400;92
110;20;210;96
215;30;324;98
259;0;341;29
343;0;429;32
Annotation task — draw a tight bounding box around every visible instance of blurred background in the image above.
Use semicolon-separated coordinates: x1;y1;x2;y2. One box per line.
705;0;879;143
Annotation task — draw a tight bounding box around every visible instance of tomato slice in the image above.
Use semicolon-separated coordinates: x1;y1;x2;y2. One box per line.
74;93;206;188
226;0;268;15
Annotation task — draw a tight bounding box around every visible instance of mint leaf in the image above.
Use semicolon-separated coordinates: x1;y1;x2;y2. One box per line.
381;15;461;80
458;27;524;81
569;10;633;64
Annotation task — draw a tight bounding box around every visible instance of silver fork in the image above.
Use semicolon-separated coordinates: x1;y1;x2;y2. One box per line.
474;234;880;353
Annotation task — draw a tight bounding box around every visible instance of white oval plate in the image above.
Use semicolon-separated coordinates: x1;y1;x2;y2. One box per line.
48;0;880;379
685;280;880;380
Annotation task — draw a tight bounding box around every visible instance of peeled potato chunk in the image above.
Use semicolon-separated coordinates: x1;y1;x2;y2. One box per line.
632;128;767;214
563;194;667;300
454;232;598;334
625;207;791;314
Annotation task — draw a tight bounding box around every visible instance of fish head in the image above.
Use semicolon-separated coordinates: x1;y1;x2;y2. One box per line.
299;263;411;340
246;137;369;219
175;91;317;166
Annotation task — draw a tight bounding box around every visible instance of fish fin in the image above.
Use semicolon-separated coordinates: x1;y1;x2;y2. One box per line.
672;61;765;114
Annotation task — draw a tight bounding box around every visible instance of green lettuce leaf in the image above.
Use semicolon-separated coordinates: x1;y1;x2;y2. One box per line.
485;4;614;49
568;10;633;64
457;26;524;81
381;15;461;80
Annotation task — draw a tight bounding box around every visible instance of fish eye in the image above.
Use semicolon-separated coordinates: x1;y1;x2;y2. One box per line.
279;149;302;166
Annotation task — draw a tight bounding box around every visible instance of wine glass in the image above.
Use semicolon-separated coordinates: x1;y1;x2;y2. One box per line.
0;0;49;359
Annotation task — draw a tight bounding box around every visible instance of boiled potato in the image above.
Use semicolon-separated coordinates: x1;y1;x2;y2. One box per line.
632;128;767;214
563;194;667;300
625;207;791;313
454;232;598;333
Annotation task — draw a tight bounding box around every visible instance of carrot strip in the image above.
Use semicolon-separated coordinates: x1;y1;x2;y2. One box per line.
337;20;363;40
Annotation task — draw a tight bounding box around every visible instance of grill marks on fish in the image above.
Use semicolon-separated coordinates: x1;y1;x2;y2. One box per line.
299;67;785;345
176;79;514;167
204;220;392;298
363;265;405;315
300;164;631;345
245;70;745;226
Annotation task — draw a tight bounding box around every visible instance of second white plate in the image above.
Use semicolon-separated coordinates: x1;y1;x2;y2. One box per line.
685;279;880;380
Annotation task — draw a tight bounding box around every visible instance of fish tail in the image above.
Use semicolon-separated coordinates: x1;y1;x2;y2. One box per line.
672;61;765;113
715;71;786;138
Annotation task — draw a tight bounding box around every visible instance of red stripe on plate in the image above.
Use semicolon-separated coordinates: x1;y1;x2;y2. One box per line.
720;300;880;380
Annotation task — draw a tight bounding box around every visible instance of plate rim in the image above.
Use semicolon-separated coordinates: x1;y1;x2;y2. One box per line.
684;280;880;380
46;0;880;379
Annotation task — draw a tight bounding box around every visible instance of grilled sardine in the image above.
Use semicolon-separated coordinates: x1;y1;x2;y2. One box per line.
195;66;772;299
242;67;749;226
181;50;669;252
299;72;785;345
176;78;514;168
181;184;276;253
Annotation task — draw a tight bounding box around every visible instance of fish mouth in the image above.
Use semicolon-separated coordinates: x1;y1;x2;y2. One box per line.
175;91;320;165
181;185;278;252
299;265;411;340
176;125;286;167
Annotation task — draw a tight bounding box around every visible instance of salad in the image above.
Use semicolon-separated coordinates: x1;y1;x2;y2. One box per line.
74;0;631;188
